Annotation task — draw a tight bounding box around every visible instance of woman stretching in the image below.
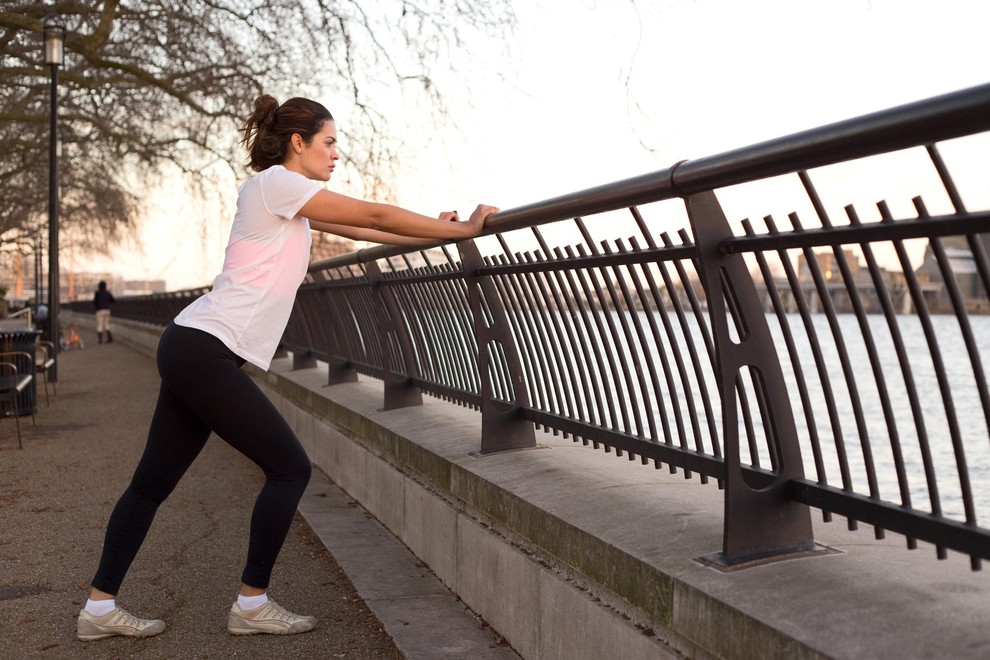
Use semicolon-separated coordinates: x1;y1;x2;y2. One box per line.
77;94;498;641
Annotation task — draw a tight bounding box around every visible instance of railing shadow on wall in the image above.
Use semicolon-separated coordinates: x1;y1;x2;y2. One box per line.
76;82;990;572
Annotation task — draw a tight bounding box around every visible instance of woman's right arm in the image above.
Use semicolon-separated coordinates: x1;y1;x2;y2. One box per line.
309;221;454;246
298;189;497;241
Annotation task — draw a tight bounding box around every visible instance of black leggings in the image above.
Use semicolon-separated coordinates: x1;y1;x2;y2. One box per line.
91;323;311;595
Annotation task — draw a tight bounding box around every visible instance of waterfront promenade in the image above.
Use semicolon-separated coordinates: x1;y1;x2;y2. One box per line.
6;316;990;659
0;326;516;659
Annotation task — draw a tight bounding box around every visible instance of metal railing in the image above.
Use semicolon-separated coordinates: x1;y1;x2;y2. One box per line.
84;83;990;570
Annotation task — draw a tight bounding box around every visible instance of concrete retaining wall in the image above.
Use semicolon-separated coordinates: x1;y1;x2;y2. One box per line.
68;312;990;660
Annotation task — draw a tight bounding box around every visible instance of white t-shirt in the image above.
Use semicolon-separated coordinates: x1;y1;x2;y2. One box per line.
174;165;319;370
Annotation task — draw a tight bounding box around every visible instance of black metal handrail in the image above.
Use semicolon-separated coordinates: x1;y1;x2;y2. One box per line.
81;82;990;570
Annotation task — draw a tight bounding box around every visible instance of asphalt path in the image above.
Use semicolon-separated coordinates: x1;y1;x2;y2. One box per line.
0;328;403;659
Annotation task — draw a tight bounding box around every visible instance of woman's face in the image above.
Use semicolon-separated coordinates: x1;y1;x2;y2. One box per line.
295;120;339;181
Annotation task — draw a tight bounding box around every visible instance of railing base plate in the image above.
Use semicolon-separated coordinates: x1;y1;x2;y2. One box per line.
694;543;841;573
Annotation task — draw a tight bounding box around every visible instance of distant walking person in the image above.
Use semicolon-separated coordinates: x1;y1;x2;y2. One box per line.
76;93;498;642
93;281;115;344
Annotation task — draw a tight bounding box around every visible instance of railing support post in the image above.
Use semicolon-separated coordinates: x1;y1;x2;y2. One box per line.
292;350;318;371
311;272;358;385
365;260;423;410
460;240;536;454
686;190;816;567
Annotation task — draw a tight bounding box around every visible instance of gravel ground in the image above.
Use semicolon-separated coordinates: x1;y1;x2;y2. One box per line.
0;327;403;659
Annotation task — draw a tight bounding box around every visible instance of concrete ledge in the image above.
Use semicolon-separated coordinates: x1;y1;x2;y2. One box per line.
68;315;990;659
257;357;990;660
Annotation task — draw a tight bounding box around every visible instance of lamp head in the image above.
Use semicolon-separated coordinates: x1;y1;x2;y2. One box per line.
43;20;65;66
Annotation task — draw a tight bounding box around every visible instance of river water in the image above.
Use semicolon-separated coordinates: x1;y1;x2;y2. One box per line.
766;313;990;524
523;310;990;525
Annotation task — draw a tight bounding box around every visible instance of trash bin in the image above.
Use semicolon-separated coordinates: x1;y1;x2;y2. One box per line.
0;328;41;417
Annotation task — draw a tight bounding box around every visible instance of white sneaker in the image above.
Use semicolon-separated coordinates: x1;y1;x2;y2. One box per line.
77;606;166;641
227;598;317;635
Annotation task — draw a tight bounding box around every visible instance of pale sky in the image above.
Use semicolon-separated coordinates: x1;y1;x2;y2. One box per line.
81;0;990;291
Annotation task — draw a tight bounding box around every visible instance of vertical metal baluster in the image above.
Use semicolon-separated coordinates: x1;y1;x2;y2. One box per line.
341;267;373;367
290;286;319;369
356;265;385;370
765;213;856;526
322;270;351;368
522;234;582;429
911;197;981;569
927;146;990;445
635;232;709;478
658;229;722;463
623;234;709;474
514;252;553;419
741;218;829;509
879;199;971;561
560;245;612;441
574;219;640;444
846;205;937;550
520;251;573;421
440;245;484;398
603;238;658;457
414;256;453;391
388;257;431;385
445;261;482;400
493;249;549;415
352;287;377;365
790;210;884;514
618;237;676;451
399;254;457;391
404;256;447;387
448;258;485;400
531;226;595;435
423;260;470;396
801;171;910;540
616;236;671;448
380;263;415;398
570;241;632;450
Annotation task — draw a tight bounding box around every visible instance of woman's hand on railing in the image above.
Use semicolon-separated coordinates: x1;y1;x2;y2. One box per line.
464;204;499;237
437;205;498;238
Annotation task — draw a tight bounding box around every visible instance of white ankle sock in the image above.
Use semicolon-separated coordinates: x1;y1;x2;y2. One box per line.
85;598;116;616
237;593;269;610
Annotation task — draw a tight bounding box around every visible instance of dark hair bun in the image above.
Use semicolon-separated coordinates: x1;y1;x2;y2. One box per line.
254;94;280;131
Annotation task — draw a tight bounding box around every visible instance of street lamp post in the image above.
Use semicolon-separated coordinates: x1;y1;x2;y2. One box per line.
34;234;41;315
44;19;64;382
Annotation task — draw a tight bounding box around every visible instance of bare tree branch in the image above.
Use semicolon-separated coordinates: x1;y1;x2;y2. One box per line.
0;0;515;262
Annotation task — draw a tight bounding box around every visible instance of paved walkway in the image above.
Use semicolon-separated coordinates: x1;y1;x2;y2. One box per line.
0;326;515;659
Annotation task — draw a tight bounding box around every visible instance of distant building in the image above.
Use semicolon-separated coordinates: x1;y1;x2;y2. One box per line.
311;233;356;263
753;248;908;314
914;237;987;313
751;240;988;316
121;279;168;296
